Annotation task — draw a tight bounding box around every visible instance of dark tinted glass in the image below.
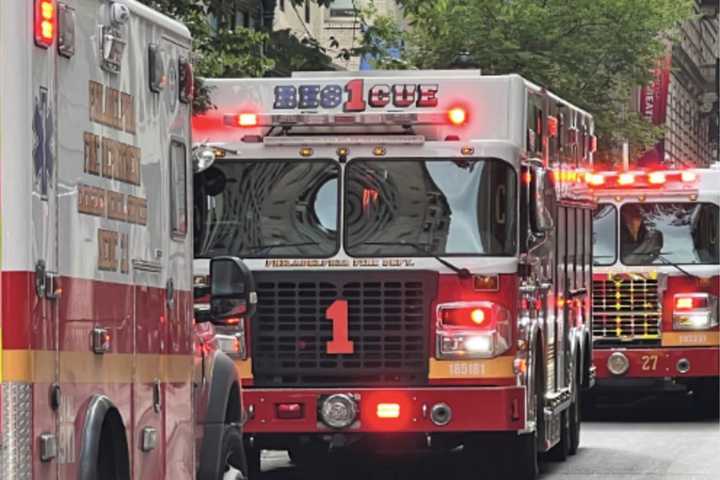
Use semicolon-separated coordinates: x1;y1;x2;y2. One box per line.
194;160;339;258
620;203;719;266
344;158;517;256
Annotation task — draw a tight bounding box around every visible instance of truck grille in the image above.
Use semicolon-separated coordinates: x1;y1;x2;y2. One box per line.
592;277;662;347
251;271;436;387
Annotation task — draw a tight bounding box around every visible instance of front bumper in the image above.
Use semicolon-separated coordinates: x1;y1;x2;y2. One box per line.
594;346;719;380
243;386;526;434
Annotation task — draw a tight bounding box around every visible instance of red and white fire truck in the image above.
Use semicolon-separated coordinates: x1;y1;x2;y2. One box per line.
192;70;597;479
0;1;247;479
589;166;720;413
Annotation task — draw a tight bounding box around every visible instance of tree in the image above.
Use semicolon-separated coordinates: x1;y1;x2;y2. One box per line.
138;1;335;111
355;0;694;162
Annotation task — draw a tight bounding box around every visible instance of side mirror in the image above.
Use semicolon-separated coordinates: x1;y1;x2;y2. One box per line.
209;256;257;325
530;166;554;234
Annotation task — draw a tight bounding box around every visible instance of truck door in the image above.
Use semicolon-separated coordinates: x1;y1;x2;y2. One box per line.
133;264;167;479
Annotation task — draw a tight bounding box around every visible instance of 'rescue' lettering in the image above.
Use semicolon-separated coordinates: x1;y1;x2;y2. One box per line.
273;79;440;111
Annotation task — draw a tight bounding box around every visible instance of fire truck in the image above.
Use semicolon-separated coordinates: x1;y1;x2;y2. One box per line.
0;1;248;479
192;71;597;479
589;166;720;413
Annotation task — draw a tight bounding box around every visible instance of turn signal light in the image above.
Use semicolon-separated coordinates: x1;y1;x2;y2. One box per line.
448;107;467;126
35;0;56;48
376;403;401;419
675;295;707;311
441;306;491;328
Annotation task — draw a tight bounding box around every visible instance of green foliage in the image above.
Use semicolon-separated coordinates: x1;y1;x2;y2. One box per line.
357;0;695;161
138;1;334;111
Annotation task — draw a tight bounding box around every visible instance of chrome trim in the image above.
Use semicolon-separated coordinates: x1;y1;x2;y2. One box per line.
0;383;33;479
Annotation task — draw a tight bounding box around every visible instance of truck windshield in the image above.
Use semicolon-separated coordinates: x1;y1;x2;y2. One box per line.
592;204;617;266
620;202;719;266
194;159;340;258
344;158;517;256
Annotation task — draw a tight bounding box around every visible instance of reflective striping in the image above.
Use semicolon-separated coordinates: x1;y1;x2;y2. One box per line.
661;332;720;348
1;350;194;383
428;357;514;379
0;382;32;480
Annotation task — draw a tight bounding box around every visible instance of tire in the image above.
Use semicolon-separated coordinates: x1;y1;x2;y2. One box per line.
568;359;582;455
217;426;247;480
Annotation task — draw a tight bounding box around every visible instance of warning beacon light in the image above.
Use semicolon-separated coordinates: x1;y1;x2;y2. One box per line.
35;0;56;48
237;113;259;127
447;107;467;126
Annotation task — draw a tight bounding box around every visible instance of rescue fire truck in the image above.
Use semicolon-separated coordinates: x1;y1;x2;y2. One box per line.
0;1;247;479
192;71;597;479
589;166;719;414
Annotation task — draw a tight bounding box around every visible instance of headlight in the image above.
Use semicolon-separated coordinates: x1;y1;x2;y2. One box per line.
673;293;719;330
435;301;511;359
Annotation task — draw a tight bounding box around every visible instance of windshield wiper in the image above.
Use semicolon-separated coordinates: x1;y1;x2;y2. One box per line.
351;241;471;278
243;241;322;256
656;253;699;280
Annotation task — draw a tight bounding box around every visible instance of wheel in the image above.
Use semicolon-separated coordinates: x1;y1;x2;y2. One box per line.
218;425;247;480
568;359;582;455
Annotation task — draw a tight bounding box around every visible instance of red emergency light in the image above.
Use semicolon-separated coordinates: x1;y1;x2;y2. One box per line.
617;173;635;186
237;113;259;127
447;107;467;126
35;0;56;48
376;403;401;419
648;172;666;185
587;169;699;189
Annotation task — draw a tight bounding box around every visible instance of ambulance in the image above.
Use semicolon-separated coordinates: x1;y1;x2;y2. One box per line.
589;166;719;413
192;70;597;479
0;1;247;479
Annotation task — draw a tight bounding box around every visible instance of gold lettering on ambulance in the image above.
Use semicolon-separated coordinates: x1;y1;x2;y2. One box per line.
127;195;148;225
121;92;136;134
83;132;100;175
354;259;380;267
89;81;104;124
107;191;127;221
89;81;137;134
106;87;121;130
120;233;129;274
102;138;142;185
382;258;415;267
97;229;119;271
77;185;106;216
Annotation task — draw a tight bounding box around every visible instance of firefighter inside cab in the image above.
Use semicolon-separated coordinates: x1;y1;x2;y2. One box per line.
588;166;720;416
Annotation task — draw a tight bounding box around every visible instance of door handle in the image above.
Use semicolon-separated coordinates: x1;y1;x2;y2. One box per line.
153;379;162;412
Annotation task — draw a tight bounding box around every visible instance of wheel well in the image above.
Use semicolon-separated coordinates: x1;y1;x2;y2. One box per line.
97;408;130;480
225;381;242;424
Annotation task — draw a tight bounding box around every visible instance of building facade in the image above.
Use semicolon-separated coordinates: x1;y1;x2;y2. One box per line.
638;0;719;168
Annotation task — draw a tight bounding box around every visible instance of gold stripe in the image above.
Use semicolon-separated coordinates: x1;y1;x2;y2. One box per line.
662;331;720;348
429;356;514;379
235;359;253;379
2;350;194;383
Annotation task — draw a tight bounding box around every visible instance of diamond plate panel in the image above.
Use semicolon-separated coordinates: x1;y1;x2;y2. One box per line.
0;382;33;480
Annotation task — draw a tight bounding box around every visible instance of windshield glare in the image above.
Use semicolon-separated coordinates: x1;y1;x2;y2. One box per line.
592;204;617;266
620;202;719;266
194;160;340;258
345;158;517;256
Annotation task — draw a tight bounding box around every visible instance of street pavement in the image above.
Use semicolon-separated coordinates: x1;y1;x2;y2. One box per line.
257;391;720;480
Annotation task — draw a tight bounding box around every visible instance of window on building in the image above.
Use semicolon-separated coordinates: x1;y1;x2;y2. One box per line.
305;1;311;22
280;0;285;11
330;0;357;17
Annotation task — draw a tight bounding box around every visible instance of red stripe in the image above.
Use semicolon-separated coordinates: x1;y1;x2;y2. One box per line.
2;271;193;354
